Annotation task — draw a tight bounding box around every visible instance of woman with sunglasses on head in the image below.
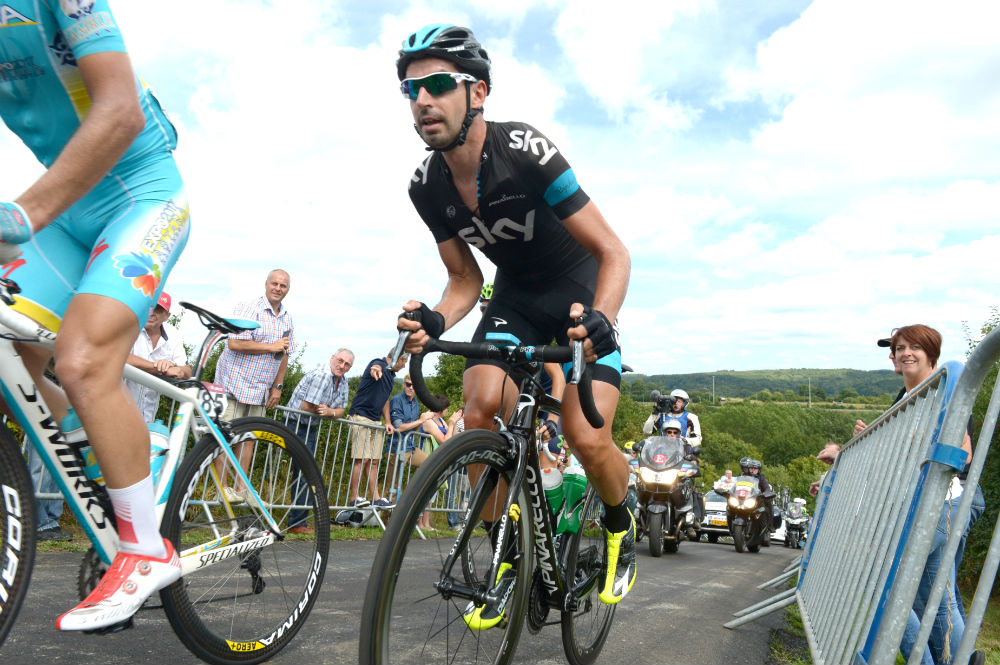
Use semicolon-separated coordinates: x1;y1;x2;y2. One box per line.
394;23;634;618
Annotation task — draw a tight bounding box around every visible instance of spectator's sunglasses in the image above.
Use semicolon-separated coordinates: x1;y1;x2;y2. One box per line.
401;72;478;100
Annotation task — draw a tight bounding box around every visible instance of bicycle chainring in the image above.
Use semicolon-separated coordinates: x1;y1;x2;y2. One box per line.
526;568;550;633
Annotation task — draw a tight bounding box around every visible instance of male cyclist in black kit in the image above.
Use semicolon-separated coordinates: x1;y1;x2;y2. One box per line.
394;24;634;621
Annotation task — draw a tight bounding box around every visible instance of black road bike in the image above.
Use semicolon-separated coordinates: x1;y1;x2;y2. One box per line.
360;333;616;665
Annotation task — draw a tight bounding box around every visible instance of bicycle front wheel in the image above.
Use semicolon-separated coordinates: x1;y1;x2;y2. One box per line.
0;429;35;648
160;417;330;665
561;487;615;665
360;430;532;665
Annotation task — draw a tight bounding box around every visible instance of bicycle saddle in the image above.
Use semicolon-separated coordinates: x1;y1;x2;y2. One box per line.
179;301;259;334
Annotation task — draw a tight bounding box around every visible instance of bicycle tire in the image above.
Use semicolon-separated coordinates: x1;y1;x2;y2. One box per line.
560;487;615;665
160;417;330;665
0;428;35;648
360;429;532;665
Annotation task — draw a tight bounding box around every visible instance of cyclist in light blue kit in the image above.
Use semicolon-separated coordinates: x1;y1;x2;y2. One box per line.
394;24;634;624
0;0;189;632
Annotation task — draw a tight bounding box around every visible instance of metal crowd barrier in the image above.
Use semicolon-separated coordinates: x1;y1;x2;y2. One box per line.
726;326;1000;665
274;405;467;533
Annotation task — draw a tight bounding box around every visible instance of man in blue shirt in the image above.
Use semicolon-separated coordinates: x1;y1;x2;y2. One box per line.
385;374;434;498
341;350;408;512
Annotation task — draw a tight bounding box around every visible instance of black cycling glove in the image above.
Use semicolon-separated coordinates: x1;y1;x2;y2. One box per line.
412;302;445;339
578;306;619;358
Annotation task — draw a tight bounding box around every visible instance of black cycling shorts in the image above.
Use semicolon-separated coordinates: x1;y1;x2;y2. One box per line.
470;257;621;390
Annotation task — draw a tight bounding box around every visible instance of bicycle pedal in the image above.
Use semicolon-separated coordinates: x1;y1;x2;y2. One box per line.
84;617;134;635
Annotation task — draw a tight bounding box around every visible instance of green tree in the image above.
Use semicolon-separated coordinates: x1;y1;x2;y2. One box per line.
612;391;645;446
836;387;860;402
426;354;465;413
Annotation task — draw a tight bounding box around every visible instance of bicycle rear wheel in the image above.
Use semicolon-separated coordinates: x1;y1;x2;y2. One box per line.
360;430;532;665
0;429;34;648
561;487;615;665
160;417;330;665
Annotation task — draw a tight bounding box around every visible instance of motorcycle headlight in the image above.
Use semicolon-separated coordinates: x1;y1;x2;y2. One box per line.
640;468;657;484
744;498;757;509
728;496;739;507
662;469;679;484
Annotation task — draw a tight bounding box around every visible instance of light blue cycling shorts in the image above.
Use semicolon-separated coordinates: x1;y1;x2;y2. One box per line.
2;154;190;330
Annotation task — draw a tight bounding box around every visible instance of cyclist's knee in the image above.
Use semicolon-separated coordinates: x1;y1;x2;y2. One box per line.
54;351;121;398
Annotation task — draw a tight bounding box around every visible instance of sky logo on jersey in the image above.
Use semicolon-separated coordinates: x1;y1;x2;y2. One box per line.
0;6;36;26
508;129;559;166
458;210;535;249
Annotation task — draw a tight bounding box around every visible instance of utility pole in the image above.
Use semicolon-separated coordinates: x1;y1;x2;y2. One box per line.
712;376;716;404
808;376;812;408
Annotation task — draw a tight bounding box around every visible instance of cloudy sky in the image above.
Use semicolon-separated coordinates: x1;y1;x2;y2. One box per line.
3;0;997;378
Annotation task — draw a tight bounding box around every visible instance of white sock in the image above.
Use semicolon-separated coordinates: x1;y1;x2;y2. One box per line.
107;474;167;558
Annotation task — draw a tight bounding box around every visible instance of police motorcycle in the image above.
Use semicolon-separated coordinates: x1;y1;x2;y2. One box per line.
633;431;701;557
783;497;810;549
715;464;774;553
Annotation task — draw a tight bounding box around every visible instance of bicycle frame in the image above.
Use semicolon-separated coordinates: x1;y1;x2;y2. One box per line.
0;303;282;572
438;377;592;614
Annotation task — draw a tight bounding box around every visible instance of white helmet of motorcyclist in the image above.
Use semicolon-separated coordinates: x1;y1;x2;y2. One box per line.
669;389;690;412
661;417;682;437
793;497;806;506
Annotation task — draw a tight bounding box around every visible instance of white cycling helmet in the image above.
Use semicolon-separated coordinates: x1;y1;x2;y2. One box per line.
793;497;807;506
669;389;690;412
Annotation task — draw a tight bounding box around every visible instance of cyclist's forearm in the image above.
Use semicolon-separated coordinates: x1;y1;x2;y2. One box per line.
434;277;480;330
590;243;630;322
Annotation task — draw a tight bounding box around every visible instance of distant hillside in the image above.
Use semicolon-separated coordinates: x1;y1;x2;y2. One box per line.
624;368;901;399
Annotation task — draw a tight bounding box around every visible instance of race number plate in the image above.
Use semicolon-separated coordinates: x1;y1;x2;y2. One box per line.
199;382;228;417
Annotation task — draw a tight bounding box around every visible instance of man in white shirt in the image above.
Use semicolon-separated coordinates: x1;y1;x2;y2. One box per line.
125;291;192;422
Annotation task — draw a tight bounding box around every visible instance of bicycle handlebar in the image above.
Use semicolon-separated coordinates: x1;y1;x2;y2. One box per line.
394;332;605;430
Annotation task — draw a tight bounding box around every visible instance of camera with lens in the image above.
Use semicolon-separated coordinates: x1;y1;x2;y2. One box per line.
649;390;671;413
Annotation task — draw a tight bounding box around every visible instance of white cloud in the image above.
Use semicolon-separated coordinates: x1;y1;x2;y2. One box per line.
3;0;998;382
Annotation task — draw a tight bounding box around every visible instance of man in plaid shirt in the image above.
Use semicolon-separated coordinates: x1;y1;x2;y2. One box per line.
214;269;296;502
284;348;354;534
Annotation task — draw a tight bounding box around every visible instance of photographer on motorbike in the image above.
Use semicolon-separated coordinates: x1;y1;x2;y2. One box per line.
643;389;702;448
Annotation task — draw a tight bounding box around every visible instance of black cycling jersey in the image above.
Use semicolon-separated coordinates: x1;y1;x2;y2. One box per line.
409;120;593;284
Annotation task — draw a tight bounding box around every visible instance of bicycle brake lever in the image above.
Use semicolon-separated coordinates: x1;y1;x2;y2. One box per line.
389;329;409;367
569;314;585;384
390;311;417;366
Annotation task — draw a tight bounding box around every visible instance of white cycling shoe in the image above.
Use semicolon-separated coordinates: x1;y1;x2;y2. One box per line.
56;538;181;632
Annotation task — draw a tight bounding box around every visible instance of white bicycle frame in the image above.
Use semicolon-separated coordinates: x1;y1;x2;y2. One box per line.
0;302;282;575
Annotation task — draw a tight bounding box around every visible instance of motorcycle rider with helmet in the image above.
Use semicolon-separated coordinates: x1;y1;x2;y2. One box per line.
740;457;777;534
643;389;702;448
635;419;704;538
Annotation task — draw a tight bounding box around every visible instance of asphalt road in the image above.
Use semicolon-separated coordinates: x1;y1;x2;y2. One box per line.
2;536;799;665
